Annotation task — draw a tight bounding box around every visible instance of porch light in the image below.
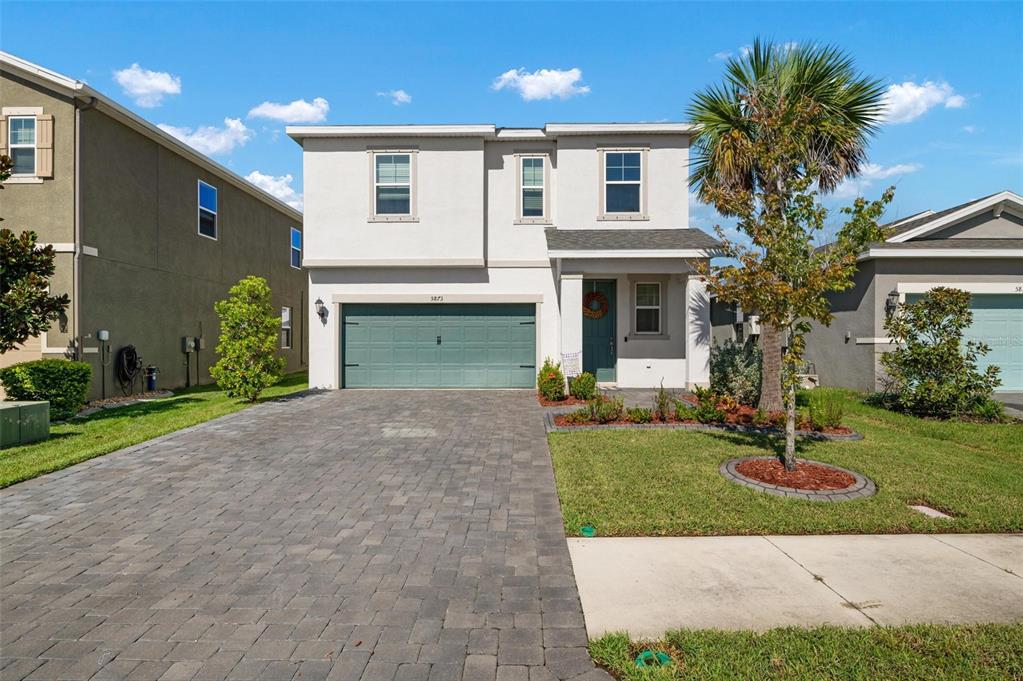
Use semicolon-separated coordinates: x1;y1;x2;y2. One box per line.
884;292;900;318
315;298;329;324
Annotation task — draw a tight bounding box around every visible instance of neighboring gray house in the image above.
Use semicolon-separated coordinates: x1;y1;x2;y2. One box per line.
1;52;307;400
801;190;1023;392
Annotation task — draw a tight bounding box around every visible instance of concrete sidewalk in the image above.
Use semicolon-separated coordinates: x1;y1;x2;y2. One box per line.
568;534;1023;638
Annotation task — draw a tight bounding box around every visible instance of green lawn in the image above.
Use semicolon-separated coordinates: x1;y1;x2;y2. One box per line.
549;390;1023;536
0;372;308;488
590;624;1023;681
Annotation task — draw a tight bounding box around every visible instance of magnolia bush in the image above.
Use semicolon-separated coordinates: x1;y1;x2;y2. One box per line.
209;276;285;401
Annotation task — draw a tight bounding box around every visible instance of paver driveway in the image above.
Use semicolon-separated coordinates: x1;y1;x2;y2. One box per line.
1;391;609;681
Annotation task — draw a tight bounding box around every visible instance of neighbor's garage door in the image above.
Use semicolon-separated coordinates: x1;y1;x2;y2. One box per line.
906;293;1023;391
341;303;536;388
965;295;1023;391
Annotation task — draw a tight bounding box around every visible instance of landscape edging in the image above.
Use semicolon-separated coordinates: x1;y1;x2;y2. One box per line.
719;456;877;502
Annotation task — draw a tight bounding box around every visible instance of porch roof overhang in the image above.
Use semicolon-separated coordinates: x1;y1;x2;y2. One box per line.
858;238;1023;260
545;228;722;259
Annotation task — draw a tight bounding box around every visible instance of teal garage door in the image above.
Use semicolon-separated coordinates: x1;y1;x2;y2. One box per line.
965;295;1023;391
906;293;1023;391
342;303;537;388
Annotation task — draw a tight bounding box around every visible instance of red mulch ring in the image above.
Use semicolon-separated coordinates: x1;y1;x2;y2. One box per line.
538;395;590;407
736;458;855;490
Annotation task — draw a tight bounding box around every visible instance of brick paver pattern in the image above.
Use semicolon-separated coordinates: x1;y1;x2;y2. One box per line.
1;391;611;681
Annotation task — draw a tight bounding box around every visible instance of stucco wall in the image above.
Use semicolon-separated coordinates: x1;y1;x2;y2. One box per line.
76;109;306;400
923;209;1023;239
0;72;78;369
484;140;556;265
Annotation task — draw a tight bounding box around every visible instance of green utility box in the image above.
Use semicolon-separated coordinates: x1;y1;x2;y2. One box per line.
0;401;50;448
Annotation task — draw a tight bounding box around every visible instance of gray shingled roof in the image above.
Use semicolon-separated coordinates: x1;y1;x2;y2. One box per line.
545;228;722;251
868;238;1023;250
883;193;1000;239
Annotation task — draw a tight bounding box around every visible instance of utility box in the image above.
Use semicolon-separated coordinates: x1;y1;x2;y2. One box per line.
0;401;50;448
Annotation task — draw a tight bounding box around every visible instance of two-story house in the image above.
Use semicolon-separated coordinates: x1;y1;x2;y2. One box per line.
289;123;721;390
1;52;306;400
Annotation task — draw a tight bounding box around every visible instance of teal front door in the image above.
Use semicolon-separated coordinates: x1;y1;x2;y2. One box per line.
341;303;536;388
582;280;617;382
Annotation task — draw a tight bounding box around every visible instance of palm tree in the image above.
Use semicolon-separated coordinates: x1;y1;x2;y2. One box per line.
688;39;886;412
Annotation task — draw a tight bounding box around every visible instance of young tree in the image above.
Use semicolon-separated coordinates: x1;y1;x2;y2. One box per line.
688;39;886;412
879;287;1001;419
209;275;285;401
704;102;892;470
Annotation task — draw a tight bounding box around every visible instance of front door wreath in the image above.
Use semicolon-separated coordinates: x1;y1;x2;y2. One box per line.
583;291;609;319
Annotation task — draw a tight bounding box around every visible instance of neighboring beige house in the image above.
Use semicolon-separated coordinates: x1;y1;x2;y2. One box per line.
290;123;721;390
1;52;306;400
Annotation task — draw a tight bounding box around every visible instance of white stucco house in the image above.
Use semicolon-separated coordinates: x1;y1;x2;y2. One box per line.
288;123;721;390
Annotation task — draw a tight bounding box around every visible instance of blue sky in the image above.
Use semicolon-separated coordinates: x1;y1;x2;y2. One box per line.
3;1;1021;232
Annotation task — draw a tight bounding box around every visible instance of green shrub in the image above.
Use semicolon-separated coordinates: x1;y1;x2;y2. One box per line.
879;287;1001;419
674;399;697;422
710;338;762;406
209;276;285;401
971;398;1006;423
653;381;674;421
538;357;566;401
0;358;91;420
752;408;770;427
692;386;726;424
586;394;624;423
807;391;844;430
563;408;591;424
626;407;654;424
569;372;597;400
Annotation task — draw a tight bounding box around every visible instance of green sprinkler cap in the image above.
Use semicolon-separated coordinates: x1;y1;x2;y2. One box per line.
580;524;596;537
634;650;672;668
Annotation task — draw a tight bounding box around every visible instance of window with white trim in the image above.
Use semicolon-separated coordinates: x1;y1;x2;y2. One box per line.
374;153;411;215
520;156;545;219
635;282;661;334
197;180;218;239
281;306;293;349
290;227;302;269
9;117;36;176
604;151;642;213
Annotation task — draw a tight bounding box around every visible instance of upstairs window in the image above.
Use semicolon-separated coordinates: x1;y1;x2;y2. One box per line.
290;227;302;269
635;282;661;334
521;156;545;219
604;151;642;214
198;180;218;239
9;117;36;176
375;153;411;215
281;307;293;349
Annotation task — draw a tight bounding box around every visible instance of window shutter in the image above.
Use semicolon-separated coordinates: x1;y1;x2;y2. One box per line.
0;116;7;157
35;115;54;178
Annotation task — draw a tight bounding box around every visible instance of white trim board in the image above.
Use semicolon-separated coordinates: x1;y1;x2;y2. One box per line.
887;191;1023;243
331;293;543;304
895;282;1023;294
547;249;718;259
861;248;1023;260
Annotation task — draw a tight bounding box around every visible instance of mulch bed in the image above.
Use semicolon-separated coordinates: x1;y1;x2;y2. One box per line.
735;458;855;491
538;395;590;407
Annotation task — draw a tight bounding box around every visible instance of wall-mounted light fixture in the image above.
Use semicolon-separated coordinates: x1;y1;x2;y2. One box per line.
315;298;329;324
884;292;900;318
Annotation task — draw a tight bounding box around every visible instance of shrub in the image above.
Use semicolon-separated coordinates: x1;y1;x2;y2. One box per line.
653;381;673;422
0;358;91;420
209;276;285;402
879;287;1001;419
709;338;762;407
807;391;844;431
674;399;697;422
563;409;591;424
569;372;597;400
692;386;726;424
626;407;654;423
537;357;566;401
586;394;624;424
971;398;1006;423
752;408;770;427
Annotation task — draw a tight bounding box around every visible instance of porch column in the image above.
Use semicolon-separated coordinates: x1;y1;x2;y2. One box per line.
686;275;711;388
560;274;584;377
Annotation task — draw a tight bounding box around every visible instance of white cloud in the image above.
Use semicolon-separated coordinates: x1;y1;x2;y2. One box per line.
712;51;732;61
962;125;977;134
833;162;922;198
377;89;412;106
113;63;181;107
881;81;965;124
157;118;252;156
244;170;303;210
247;97;329;123
491;67;590;101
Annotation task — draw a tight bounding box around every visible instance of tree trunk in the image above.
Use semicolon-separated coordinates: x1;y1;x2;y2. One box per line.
758;323;784;413
784;381;797;471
